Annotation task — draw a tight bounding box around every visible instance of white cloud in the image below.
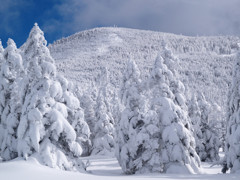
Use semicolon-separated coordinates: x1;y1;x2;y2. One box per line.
43;0;240;38
0;0;31;35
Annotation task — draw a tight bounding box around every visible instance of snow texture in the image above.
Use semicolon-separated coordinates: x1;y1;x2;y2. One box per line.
0;155;237;180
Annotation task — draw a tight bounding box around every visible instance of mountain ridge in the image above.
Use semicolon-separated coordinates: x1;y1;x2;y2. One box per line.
49;27;240;110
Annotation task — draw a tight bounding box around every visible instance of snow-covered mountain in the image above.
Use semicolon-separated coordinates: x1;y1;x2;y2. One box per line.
49;27;240;109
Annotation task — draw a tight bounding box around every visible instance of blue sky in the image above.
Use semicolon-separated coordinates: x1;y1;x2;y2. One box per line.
1;0;240;47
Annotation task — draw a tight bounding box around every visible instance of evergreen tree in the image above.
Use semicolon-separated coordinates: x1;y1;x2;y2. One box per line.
188;92;220;162
57;75;91;157
209;103;224;149
223;51;240;173
160;41;180;76
188;93;203;159
116;55;201;174
80;90;96;141
17;23;88;170
91;68;115;155
148;54;201;173
197;92;220;162
0;39;24;160
115;59;148;174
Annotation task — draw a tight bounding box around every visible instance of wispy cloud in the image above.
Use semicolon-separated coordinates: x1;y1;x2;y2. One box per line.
43;0;240;39
0;0;31;35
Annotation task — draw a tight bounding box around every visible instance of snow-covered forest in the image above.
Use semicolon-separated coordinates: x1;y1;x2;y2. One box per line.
1;24;240;179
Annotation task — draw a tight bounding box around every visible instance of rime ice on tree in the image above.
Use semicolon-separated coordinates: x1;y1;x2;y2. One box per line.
0;39;23;160
91;68;115;155
188;92;220;162
115;59;147;174
16;24;89;170
223;51;240;173
148;53;201;174
116;54;201;174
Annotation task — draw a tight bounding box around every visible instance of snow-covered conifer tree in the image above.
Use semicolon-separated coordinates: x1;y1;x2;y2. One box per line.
80;89;96;139
188;92;220;162
116;55;201;174
188;93;203;156
115;59;149;174
160;41;180;76
17;23;88;170
57;75;91;157
0;39;24;160
196;92;220;162
92;93;115;155
223;51;240;173
148;54;201;173
209;103;224;149
91;68;115;155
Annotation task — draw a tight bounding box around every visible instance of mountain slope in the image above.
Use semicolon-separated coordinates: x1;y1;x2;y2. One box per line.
49;27;240;109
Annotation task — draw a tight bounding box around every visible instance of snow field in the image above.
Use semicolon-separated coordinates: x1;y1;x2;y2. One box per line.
0;156;238;180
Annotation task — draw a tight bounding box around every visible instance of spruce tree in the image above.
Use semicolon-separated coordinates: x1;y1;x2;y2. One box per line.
116;55;201;174
148;54;201;173
223;51;240;173
197;92;220;162
188;92;220;162
80;90;96;140
91;68;115;155
17;23;88;170
0;39;23;160
188;93;204;159
116;59;149;174
57;75;91;157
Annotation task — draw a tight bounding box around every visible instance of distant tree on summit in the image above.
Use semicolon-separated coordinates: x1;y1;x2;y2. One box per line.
0;40;4;65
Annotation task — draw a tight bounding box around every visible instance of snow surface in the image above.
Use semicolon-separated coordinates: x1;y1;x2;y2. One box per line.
0;156;239;180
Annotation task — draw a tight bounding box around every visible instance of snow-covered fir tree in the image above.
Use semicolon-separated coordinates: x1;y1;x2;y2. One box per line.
160;41;180;76
115;59;149;174
91;68;115;155
197;92;220;162
116;55;201;174
0;39;24;161
148;54;201;173
188;92;220;162
16;23;89;170
209;103;225;149
57;75;91;157
80;88;96;140
223;51;240;173
187;93;203;157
